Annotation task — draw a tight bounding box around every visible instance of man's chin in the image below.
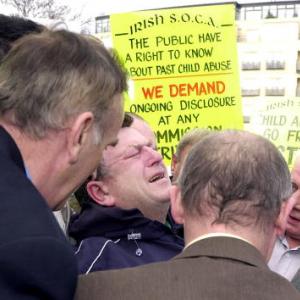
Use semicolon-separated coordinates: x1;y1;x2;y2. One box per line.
153;194;170;204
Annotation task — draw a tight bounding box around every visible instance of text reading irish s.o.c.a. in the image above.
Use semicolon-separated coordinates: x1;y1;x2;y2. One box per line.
114;12;232;36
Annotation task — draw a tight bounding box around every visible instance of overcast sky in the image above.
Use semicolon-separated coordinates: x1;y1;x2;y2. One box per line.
1;0;283;20
66;0;280;18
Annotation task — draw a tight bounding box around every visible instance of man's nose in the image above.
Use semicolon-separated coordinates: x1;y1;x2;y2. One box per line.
142;146;163;166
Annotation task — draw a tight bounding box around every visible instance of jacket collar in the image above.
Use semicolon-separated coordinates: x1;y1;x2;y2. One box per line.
69;201;171;241
0;126;25;173
175;236;268;270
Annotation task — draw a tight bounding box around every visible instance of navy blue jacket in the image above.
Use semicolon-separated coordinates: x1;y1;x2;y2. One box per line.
69;202;184;274
0;127;77;299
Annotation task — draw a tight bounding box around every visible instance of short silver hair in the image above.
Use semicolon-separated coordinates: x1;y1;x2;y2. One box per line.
0;30;127;142
178;130;292;231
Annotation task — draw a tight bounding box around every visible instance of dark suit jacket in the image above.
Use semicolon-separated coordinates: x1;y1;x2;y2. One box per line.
75;236;300;300
0;127;77;299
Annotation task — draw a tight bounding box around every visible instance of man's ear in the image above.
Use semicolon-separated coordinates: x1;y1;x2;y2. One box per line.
67;112;94;164
86;180;116;207
170;185;185;224
275;195;297;236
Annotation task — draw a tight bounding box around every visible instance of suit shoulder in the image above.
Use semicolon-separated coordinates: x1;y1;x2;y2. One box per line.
0;236;77;299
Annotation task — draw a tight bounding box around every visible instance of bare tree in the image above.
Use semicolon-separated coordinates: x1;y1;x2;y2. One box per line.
79;16;92;34
0;0;71;20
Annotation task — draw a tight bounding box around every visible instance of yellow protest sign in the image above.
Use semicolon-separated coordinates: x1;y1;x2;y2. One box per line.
247;97;300;169
111;4;243;165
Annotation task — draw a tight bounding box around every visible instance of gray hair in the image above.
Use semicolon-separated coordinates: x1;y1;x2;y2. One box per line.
0;29;127;141
175;128;211;161
178;130;292;231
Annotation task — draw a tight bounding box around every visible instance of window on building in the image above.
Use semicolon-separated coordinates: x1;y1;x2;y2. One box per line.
277;4;298;18
265;5;278;18
265;78;285;96
241;53;261;70
296;78;300;97
265;53;285;70
95;17;110;33
241;79;261;97
244;6;263;20
239;3;299;20
242;61;261;70
296;4;300;17
297;52;300;73
265;60;285;70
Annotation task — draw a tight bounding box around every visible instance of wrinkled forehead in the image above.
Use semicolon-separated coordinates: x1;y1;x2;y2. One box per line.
131;118;156;146
102;127;148;163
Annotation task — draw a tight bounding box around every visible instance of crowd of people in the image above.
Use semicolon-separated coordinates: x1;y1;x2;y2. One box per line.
0;13;299;300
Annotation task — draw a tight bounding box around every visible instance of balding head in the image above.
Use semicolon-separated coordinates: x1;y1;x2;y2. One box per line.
177;130;292;231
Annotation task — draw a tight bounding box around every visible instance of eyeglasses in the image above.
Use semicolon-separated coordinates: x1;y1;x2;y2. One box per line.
292;182;298;193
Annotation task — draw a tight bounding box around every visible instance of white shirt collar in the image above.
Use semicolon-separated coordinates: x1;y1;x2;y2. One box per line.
185;232;253;250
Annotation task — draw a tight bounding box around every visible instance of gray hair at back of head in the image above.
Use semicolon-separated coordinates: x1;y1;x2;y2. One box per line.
178;130;292;231
175;128;211;161
0;29;127;141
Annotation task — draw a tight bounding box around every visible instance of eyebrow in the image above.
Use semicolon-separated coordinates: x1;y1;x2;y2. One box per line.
107;139;156;167
131;140;153;149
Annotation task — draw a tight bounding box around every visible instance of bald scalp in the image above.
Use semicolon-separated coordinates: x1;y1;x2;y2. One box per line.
178;130;292;230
